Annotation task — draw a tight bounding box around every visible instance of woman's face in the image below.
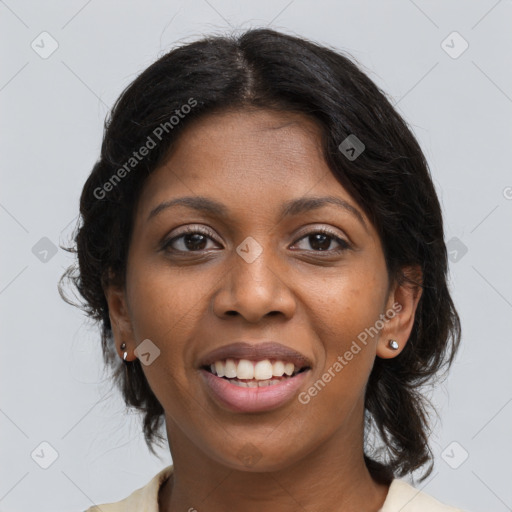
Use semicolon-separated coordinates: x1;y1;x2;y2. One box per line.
107;109;419;471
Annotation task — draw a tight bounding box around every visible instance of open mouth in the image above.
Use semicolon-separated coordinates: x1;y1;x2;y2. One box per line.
201;359;310;388
198;355;313;413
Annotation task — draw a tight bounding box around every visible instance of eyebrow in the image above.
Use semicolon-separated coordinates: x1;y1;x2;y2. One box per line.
147;195;367;229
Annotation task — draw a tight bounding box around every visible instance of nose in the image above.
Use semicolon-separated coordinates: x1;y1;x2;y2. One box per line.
212;244;297;323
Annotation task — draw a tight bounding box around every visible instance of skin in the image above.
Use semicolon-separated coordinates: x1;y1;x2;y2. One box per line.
105;109;422;512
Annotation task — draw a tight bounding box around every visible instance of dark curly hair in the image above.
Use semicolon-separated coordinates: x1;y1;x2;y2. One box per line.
60;27;461;484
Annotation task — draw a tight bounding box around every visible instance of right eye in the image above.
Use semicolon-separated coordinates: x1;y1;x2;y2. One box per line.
161;226;221;253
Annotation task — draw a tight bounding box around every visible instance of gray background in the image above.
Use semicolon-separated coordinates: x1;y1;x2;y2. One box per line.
1;1;511;511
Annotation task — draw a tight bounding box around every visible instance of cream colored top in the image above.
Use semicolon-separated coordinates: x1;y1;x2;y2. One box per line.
84;465;466;512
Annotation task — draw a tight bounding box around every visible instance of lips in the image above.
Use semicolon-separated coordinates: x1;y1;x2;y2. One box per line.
196;341;313;413
197;341;313;370
200;368;310;413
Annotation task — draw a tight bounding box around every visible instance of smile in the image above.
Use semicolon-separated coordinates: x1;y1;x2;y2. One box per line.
206;357;307;382
199;362;311;413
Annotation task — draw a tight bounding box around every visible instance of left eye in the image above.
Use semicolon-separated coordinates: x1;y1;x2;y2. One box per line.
292;230;350;252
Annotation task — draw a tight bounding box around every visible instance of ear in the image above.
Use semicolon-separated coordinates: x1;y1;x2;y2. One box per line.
104;283;137;362
376;265;423;359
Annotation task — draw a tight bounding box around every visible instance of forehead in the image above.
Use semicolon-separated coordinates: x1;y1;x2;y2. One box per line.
162;109;325;181
176;107;324;148
136;108;360;223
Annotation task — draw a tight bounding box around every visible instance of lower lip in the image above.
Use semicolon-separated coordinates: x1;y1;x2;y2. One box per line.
199;368;310;413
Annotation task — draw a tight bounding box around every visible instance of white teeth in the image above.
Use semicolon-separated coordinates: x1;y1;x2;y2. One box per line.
227;378;286;387
214;361;225;378
207;358;304;380
236;359;254;380
272;360;285;377
254;360;273;380
224;358;237;378
284;362;294;376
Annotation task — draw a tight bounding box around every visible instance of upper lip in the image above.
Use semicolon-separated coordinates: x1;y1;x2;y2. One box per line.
197;341;313;369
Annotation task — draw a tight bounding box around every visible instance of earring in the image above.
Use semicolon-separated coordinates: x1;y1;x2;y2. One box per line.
388;339;399;350
120;342;128;361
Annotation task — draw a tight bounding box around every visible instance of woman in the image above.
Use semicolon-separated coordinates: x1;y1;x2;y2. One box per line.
62;28;466;511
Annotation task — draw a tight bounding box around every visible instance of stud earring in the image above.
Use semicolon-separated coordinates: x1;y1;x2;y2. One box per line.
120;342;128;361
388;339;399;350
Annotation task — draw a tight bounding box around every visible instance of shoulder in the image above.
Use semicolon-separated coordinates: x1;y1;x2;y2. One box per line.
380;478;467;512
82;465;174;512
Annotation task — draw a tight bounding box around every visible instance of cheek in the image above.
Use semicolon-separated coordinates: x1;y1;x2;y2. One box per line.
308;263;387;341
305;268;387;400
125;260;216;354
124;262;212;413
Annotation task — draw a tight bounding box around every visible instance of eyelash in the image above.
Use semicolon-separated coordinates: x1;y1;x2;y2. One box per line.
161;225;350;255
